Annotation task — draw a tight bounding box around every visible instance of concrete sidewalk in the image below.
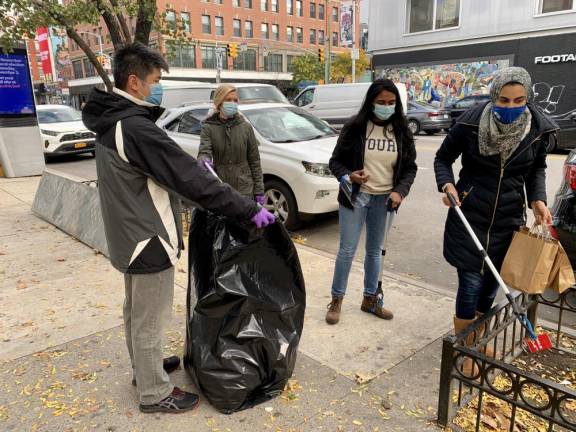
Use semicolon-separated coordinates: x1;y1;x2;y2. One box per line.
0;176;455;432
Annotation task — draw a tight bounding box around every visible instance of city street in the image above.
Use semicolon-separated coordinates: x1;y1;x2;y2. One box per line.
46;134;568;291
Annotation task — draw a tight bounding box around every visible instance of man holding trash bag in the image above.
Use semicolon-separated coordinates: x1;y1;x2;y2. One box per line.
83;43;275;414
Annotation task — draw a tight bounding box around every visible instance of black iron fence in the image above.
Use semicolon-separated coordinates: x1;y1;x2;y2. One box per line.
437;288;576;431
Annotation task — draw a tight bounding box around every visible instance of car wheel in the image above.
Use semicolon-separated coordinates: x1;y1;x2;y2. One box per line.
425;130;437;135
408;119;420;135
264;179;300;231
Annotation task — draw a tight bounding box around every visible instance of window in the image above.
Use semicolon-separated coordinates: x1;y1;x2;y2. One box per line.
177;110;209;135
310;2;316;17
272;0;279;12
539;0;574;13
272;24;279;40
287;0;293;15
201;46;227;69
318;30;325;45
264;53;283;72
261;0;268;11
332;6;338;22
332;31;338;46
83;58;95;77
166;10;176;31
215;16;224;35
309;28;316;44
408;0;460;33
233;0;240;5
286;26;294;42
245;20;254;37
319;4;325;19
296;27;303;43
202;15;211;33
261;23;269;39
216;0;224;3
181;12;191;33
167;44;196;68
73;60;83;79
296;0;303;16
233;19;242;37
453;98;476;109
295;88;314;107
287;55;297;72
233;48;257;71
245;0;252;7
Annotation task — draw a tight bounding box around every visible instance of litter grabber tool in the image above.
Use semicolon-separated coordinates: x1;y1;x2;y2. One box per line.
376;197;398;304
446;192;552;353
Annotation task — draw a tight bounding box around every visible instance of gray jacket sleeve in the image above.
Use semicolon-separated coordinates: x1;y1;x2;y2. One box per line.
247;125;265;195
198;123;213;161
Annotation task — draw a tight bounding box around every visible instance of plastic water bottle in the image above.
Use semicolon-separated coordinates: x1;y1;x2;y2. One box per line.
339;175;371;208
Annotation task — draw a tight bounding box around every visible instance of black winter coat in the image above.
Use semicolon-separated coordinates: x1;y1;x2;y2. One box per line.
434;103;558;272
329;118;418;209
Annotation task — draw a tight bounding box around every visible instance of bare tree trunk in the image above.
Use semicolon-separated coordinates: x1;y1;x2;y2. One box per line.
134;0;156;46
66;28;113;91
110;0;133;42
96;0;127;49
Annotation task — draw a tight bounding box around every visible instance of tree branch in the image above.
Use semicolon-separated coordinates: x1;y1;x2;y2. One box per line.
95;0;126;49
66;27;113;91
134;0;155;45
109;0;132;42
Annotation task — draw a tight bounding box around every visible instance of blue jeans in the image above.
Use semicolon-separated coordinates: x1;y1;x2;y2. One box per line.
456;270;500;320
331;193;391;299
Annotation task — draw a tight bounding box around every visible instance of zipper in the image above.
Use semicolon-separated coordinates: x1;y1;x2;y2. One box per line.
480;131;550;272
482;155;504;273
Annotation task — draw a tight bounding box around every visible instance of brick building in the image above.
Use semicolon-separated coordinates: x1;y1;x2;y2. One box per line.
67;0;360;105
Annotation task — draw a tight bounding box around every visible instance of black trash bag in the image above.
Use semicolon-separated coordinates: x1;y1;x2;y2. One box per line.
184;210;306;414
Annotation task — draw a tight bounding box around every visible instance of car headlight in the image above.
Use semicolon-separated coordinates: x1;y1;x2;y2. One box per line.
41;129;59;137
302;161;332;177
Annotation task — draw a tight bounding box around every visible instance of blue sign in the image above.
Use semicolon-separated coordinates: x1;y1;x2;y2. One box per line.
0;51;36;117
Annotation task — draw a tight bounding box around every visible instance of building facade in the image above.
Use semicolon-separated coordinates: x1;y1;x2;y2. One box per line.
67;0;360;105
368;0;576;116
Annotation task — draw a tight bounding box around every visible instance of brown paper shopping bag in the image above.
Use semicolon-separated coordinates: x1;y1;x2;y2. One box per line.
546;243;575;294
501;226;558;294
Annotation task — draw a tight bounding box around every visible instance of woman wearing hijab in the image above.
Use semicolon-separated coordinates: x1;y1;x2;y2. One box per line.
434;67;557;374
326;79;418;325
199;85;265;204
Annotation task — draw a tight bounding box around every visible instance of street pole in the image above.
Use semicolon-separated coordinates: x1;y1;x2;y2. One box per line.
216;41;221;84
324;2;331;84
351;0;356;83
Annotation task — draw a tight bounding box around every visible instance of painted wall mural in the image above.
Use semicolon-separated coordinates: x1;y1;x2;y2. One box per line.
378;61;503;106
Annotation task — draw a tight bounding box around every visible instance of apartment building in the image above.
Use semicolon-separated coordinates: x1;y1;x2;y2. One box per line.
67;0;360;105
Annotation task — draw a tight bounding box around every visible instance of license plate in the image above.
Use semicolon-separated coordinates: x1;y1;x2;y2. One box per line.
74;142;87;149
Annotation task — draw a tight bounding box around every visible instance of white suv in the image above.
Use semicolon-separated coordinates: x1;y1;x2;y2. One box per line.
37;105;95;158
157;103;339;229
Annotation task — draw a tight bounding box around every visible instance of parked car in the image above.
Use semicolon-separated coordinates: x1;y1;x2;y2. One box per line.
551;149;576;268
37;105;96;158
292;82;407;130
157;103;339;229
406;101;451;135
446;95;491;126
160;81;289;108
551;109;576;151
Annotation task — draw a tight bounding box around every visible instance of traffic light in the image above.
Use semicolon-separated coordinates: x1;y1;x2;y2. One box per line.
96;55;106;67
227;43;238;58
318;48;325;63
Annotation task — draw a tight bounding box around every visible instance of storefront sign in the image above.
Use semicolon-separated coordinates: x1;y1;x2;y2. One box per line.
534;54;576;64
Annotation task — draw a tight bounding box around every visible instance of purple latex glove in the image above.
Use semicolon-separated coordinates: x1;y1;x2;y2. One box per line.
203;159;214;170
251;207;276;229
255;194;265;206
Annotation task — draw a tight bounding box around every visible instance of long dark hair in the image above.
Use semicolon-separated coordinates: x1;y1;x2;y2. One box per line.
350;78;410;137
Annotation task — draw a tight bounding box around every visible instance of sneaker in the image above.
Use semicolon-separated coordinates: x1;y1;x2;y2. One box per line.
361;295;393;320
132;356;181;386
325;296;343;325
139;387;200;414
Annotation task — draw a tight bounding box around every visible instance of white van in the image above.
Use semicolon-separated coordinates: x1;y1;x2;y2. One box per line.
160;81;289;109
292;82;407;129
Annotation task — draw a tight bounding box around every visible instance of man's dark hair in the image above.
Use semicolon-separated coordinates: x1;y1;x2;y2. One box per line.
113;42;169;90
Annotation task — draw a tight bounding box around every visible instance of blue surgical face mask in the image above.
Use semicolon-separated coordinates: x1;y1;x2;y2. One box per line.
373;104;395;121
144;83;163;106
492;105;526;124
222;101;238;117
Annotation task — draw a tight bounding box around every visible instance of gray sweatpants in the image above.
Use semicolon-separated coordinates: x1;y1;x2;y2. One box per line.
123;266;175;405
